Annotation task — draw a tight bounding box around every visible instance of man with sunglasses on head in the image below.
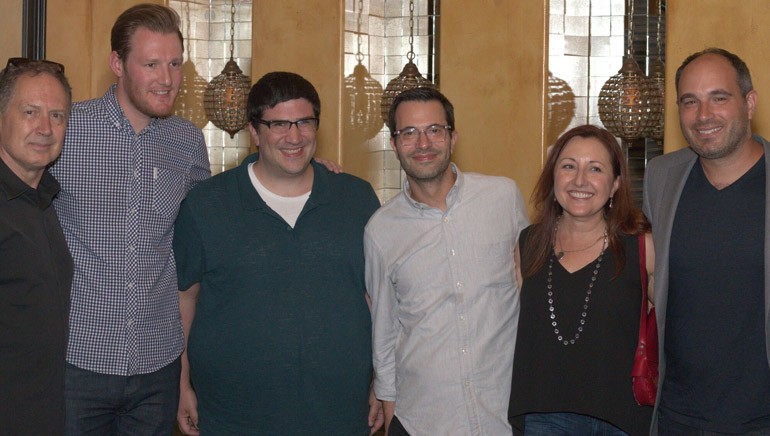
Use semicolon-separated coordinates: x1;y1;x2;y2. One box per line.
173;71;383;435
0;58;72;434
365;87;529;435
48;4;210;435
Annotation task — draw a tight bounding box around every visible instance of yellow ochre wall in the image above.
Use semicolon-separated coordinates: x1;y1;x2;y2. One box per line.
46;0;165;103
0;1;23;63
251;1;345;166
664;0;770;152
441;0;547;210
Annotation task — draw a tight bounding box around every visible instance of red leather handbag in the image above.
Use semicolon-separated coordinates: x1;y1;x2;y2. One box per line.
632;234;658;406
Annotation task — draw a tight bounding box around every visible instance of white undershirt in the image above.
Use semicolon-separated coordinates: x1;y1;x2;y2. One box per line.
248;163;310;228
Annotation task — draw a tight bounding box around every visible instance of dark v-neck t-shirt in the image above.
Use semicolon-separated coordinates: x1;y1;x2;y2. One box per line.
664;156;770;432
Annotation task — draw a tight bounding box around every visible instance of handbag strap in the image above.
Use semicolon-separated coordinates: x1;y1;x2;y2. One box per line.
638;233;648;341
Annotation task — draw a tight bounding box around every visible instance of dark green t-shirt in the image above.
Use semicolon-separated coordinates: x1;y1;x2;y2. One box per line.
174;155;380;435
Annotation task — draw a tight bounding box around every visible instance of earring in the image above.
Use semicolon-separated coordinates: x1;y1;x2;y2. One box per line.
609;196;614;209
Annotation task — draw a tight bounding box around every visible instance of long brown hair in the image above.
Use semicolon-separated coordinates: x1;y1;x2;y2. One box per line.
522;125;649;279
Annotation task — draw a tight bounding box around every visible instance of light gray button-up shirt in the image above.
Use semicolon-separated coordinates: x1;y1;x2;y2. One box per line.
365;164;529;435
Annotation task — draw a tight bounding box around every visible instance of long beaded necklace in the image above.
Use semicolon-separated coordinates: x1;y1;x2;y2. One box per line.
547;230;608;345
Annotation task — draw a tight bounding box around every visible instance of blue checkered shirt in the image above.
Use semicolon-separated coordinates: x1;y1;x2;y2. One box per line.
50;85;211;376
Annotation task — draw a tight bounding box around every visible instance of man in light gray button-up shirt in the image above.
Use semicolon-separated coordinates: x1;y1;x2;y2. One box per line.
365;87;529;436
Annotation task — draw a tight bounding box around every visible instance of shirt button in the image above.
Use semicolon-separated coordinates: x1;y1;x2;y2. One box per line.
127;245;136;252
459;315;465;321
461;349;467;354
127;319;135;326
450;249;456;256
127;282;134;289
456;282;462;288
443;217;449;223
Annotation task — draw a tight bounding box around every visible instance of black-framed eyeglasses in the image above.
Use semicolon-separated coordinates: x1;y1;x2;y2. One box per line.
393;124;452;146
6;57;65;74
256;117;319;134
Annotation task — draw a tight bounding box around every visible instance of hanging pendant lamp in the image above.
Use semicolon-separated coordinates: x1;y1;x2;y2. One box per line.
204;0;251;138
380;0;437;123
344;0;384;140
174;2;209;129
598;0;662;142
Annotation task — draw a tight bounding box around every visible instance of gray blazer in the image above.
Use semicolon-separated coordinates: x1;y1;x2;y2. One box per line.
641;134;770;434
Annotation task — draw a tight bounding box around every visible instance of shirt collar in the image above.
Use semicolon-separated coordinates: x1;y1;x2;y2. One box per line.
103;84;162;133
237;153;330;211
402;162;463;212
0;158;60;207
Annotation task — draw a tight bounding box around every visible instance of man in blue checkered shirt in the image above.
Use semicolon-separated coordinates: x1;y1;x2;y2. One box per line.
49;4;210;435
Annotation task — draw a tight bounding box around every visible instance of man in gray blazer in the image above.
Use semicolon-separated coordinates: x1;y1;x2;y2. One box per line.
643;47;770;434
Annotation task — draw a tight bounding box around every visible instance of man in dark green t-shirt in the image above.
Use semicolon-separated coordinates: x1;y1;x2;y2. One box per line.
173;72;383;435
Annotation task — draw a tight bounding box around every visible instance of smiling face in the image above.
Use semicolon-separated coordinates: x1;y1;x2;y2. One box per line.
390;100;457;185
110;27;183;132
0;73;68;188
677;53;756;160
249;98;317;190
553;136;620;221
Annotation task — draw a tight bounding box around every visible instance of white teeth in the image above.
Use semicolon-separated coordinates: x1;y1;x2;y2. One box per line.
283;148;302;156
569;191;593;199
698;127;721;134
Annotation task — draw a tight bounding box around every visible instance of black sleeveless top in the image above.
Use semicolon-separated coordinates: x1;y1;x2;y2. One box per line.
509;225;652;436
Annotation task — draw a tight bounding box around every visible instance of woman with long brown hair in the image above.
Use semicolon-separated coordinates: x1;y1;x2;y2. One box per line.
509;125;654;435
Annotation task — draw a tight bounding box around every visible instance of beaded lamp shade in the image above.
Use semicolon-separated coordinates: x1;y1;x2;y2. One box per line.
547;71;576;143
598;56;662;142
203;0;251;138
175;59;209;129
345;63;384;140
380;0;437;123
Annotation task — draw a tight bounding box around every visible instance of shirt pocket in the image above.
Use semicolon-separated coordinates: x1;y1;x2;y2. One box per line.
153;167;187;220
470;237;515;288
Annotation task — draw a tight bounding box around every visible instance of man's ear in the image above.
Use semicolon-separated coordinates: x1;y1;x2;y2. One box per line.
248;123;260;147
108;51;124;78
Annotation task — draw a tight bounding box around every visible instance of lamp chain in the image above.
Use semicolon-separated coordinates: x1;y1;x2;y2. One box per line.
656;0;662;58
407;0;415;61
229;0;236;60
356;0;364;63
626;0;635;56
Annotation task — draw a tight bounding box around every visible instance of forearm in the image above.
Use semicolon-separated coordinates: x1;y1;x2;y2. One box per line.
179;283;200;388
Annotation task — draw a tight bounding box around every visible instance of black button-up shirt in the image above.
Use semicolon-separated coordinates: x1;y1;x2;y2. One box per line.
0;158;72;434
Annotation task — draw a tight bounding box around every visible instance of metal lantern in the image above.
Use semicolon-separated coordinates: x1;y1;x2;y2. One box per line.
344;0;384;140
204;0;251;138
380;0;437;123
173;4;209;129
346;63;384;140
175;59;209;129
546;71;576;144
598;0;662;142
598;56;662;142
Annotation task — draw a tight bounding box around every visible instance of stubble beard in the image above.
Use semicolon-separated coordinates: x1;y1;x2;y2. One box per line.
684;114;751;161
